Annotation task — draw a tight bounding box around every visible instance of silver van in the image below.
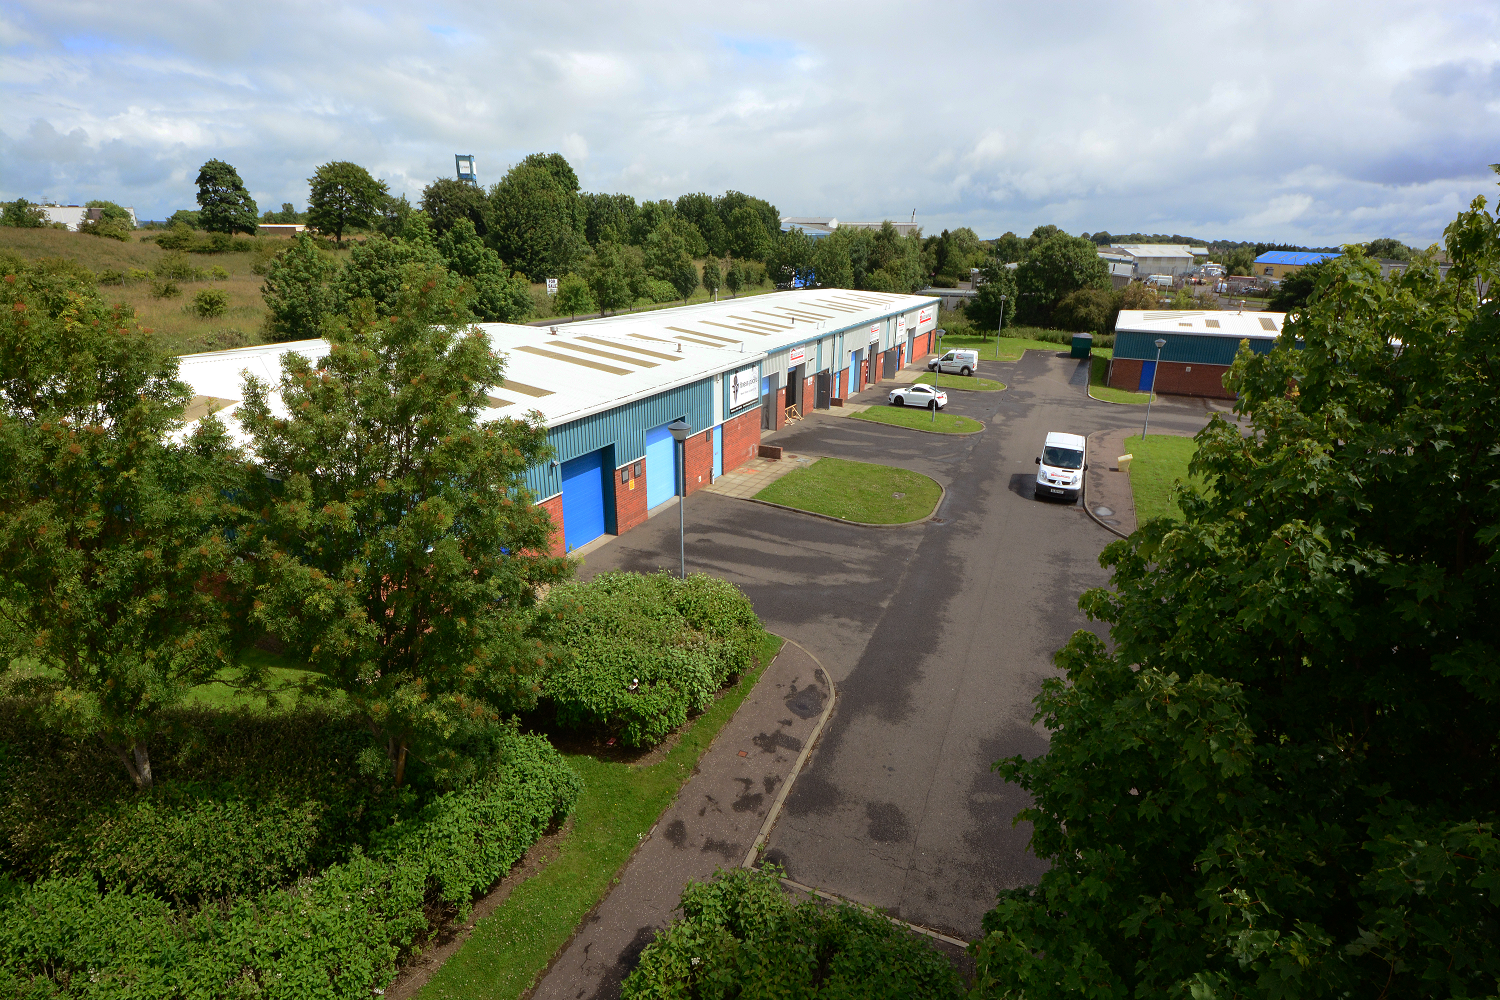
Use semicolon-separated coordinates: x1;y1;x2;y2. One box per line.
928;349;978;376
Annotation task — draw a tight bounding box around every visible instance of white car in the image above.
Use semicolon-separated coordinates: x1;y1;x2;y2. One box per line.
888;383;948;409
1034;431;1087;502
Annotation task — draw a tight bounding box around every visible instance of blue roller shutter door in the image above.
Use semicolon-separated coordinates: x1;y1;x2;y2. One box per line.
1137;360;1157;392
560;449;608;551
645;423;677;509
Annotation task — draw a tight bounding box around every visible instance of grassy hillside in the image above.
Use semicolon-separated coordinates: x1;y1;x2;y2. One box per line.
0;227;281;356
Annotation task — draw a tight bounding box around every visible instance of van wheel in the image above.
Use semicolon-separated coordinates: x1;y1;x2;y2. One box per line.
960;367;972;377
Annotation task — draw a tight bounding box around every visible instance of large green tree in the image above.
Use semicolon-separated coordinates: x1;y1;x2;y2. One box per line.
307;161;389;243
420;177;488;237
261;233;338;341
1014;231;1110;326
239;276;569;787
195;159;259;235
767;226;814;287
973;202;1500;996
436;217;534;323
487;155;586;280
1;198;48;228
0;258;247;789
582;241;645;314
1266;257;1335;312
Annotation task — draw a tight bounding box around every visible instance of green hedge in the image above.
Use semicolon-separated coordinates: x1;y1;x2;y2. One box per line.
0;727;580;998
623;866;964;999
538;573;766;747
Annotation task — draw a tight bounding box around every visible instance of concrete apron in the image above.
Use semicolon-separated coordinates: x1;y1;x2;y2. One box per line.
529;641;832;1000
1084;427;1139;537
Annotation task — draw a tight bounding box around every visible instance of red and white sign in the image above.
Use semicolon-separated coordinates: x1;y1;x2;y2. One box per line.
788;345;806;366
897;315;906;332
869;324;880;337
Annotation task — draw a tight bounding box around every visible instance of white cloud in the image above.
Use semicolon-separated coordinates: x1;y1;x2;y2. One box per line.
1;0;1498;244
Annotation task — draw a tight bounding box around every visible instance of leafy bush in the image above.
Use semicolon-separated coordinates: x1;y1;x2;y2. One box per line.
624;866;963;999
1;199;48;228
77;216;133;241
0;717;580;997
191;288;229;318
644;277;680;303
148;279;180;299
538;572;766;747
208;265;229;280
153;223;195;251
154;251;202;281
97;268;126;285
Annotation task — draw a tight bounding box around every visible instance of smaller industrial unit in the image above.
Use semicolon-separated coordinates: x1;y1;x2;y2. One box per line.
1108;309;1288;399
175;289;940;556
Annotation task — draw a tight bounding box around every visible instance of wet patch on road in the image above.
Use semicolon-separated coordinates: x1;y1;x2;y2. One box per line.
783;771;841;816
785;681;826;718
663;818;687;848
866;801;912;843
753;729;803;754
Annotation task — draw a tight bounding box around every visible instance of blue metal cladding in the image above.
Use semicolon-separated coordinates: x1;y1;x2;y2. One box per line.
523;377;714;501
1114;330;1277;366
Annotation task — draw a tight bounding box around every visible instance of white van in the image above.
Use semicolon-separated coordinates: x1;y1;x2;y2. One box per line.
1034;431;1087;502
928;349;978;376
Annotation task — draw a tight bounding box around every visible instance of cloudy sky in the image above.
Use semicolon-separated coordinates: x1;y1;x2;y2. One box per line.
3;1;1498;246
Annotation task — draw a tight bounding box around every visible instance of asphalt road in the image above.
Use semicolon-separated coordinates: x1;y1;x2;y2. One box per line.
578;349;1221;939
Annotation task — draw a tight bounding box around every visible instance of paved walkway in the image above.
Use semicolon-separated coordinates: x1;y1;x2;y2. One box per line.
529;641;832;1000
1085;427;1138;535
703;453;818;500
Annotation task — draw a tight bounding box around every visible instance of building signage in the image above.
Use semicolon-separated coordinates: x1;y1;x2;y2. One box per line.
729;366;759;410
788;345;806;366
919;307;932;324
869;324;880;336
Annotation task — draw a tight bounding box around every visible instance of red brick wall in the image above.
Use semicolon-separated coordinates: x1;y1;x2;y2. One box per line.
1109;358;1235;399
722;406;761;473
684;429;713;496
538;493;566;557
803;373;815;409
613;461;647;534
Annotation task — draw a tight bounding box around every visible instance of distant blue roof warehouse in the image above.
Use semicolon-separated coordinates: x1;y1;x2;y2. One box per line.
1254;250;1342;266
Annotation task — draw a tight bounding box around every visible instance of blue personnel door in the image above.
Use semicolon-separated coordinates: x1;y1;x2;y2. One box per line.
645;422;678;509
712;425;724;479
1138;360;1157;392
560;449;608;551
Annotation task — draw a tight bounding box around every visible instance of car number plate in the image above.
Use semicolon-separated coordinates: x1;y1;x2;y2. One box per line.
1049;487;1064;494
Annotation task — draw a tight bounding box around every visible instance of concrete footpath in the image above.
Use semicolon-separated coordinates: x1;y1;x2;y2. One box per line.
529;640;833;1000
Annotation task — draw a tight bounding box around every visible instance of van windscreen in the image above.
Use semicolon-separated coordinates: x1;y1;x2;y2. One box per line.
1043;446;1084;469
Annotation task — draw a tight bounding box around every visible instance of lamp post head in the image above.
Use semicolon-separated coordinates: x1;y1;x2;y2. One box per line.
668;418;692;443
1154;338;1167;349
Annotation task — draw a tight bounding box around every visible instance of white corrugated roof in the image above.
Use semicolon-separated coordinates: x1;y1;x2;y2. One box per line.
1114;309;1285;338
173;290;937;441
1110;244;1197;260
552;288;937;356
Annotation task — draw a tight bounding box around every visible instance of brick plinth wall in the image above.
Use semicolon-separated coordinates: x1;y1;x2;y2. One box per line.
685;429;713;496
614;462;647;535
1109;358;1235;399
538;493;566;557
722;407;761;473
803;372;816;409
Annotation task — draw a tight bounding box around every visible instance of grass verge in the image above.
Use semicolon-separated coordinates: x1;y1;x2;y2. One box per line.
913;372;1005;391
851;405;982;435
1123;433;1202;522
1088;354;1153;405
413;633;785;1000
754;457;941;524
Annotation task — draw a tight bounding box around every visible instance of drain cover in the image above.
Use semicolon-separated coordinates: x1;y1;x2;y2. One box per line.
1094;506;1114;517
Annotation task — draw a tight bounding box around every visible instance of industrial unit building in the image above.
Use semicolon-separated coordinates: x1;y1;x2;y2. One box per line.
1108;310;1287;399
1253;250;1341;280
175;289;939;556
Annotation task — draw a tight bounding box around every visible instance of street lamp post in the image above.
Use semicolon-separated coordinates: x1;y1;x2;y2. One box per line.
1140;338;1167;442
668;419;692;579
998;294;1007;347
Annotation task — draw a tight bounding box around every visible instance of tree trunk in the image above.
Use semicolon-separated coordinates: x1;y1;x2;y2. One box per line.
390;736;410;787
109;739;154;789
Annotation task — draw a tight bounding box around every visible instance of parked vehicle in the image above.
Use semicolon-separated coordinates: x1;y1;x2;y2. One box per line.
1034;431;1087;502
889;383;948;409
927;349;978;376
1144;274;1173;289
